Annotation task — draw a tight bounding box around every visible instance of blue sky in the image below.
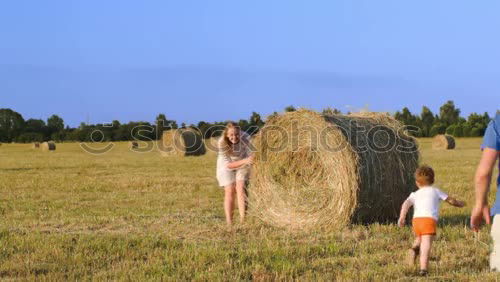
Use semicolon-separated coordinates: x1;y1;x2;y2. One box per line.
1;0;499;126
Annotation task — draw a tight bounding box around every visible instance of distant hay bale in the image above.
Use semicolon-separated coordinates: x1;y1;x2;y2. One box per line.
160;128;206;157
249;109;419;231
32;142;40;149
432;134;455;150
41;141;56;151
130;141;138;149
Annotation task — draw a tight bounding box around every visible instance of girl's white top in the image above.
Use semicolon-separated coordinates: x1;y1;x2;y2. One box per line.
407;186;448;221
216;132;252;171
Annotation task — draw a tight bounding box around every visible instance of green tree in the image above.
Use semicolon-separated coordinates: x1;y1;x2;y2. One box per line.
249;112;264;127
248;112;265;135
238;119;250;132
284;105;296;112
429;123;447;136
0;108;25;142
24;119;46;133
16;132;44;143
466;112;489;136
155;114;168;140
47;114;64;134
51;131;67;142
197;121;210;138
394;107;420;136
394;107;417;126
446;124;463;137
439;101;460;127
419;106;435;137
322;107;341;116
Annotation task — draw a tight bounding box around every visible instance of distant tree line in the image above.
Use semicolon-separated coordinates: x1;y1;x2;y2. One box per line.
392;101;492;137
0;101;496;143
0;109;265;143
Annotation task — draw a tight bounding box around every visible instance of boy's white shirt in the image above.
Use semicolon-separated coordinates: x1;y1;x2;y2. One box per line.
407;186;448;221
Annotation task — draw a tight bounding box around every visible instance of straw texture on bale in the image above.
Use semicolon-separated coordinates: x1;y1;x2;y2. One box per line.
250;109;419;231
432;134;455;150
32;142;40;149
41;141;56;151
160;128;206;157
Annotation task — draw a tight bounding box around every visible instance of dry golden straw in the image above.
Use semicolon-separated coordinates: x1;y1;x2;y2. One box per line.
160;128;206;157
32;142;40;149
432;134;456;150
41;141;56;151
249;109;419;231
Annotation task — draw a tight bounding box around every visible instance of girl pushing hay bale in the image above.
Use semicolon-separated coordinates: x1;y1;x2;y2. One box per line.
432;134;455;150
41;141;56;151
216;122;254;225
160;128;206;157
249;109;419;231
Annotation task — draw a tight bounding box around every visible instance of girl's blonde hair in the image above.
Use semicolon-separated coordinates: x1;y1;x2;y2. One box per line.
220;122;245;156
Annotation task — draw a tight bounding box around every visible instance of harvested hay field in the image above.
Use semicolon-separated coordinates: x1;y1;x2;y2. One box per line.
41;141;56;151
432;134;456;150
250;109;419;231
0;139;496;280
160;128;206;157
130;141;138;149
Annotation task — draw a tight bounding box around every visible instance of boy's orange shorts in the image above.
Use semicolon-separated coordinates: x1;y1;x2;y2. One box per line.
412;217;437;236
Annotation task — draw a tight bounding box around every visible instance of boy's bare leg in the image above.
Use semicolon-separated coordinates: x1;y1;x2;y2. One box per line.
224;184;236;226
419;235;434;271
412;236;421;252
235;180;247;223
407;236;421;266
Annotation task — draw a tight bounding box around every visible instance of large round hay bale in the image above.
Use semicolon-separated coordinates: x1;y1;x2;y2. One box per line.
32;142;40;149
160;128;206;157
250;109;419;231
204;137;220;155
41;141;56;151
432;134;455;150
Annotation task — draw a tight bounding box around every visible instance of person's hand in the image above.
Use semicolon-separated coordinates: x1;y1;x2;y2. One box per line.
246;155;255;165
398;217;405;227
470;204;491;232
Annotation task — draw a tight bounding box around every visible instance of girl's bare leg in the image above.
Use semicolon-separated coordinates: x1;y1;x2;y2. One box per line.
419;235;434;271
224;184;236;225
235;180;247;223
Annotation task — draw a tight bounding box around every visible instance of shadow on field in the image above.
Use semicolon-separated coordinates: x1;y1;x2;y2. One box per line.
439;214;470;227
